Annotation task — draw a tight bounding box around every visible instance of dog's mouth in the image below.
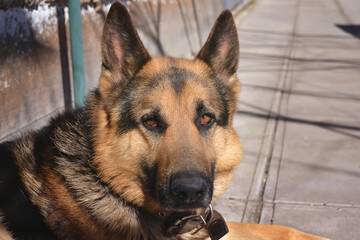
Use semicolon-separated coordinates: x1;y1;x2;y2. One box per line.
158;171;213;211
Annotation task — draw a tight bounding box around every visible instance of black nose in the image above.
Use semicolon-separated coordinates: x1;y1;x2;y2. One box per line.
170;172;210;206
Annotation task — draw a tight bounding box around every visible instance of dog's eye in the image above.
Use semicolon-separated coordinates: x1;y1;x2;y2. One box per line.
201;114;213;125
144;119;158;128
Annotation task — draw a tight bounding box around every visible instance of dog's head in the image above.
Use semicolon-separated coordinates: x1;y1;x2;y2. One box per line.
91;2;242;214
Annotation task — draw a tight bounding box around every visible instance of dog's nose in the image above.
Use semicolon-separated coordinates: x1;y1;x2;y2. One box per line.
170;172;209;205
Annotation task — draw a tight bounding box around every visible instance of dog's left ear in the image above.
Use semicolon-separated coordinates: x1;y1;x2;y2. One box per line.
100;2;150;93
196;10;239;83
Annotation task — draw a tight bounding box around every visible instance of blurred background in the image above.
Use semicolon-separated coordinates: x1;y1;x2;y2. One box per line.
1;1;359;240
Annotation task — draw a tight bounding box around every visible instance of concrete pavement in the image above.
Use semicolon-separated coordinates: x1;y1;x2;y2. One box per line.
215;0;360;239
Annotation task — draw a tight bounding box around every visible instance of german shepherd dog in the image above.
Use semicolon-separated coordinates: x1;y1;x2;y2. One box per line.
0;2;329;240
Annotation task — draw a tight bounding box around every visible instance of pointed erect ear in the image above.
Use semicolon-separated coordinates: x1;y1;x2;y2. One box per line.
101;2;150;87
196;10;239;82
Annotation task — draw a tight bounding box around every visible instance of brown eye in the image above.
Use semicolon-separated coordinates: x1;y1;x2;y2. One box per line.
144;119;158;128
201;114;213;125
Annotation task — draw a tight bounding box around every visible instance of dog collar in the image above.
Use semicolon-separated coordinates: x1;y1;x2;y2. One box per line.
158;204;229;240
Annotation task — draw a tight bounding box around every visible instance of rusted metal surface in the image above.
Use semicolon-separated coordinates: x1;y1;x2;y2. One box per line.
0;3;65;140
0;0;224;140
0;44;65;139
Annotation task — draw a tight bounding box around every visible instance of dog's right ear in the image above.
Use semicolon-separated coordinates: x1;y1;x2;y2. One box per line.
100;2;150;94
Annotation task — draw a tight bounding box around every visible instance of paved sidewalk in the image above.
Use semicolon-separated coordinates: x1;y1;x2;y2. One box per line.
215;0;360;239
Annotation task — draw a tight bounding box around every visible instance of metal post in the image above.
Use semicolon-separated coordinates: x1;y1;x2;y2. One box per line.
68;0;86;107
56;4;72;110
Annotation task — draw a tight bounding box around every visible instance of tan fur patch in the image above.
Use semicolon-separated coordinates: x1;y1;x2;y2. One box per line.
0;213;13;240
41;165;128;240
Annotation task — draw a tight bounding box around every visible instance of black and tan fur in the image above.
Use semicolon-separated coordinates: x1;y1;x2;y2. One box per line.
0;2;328;240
